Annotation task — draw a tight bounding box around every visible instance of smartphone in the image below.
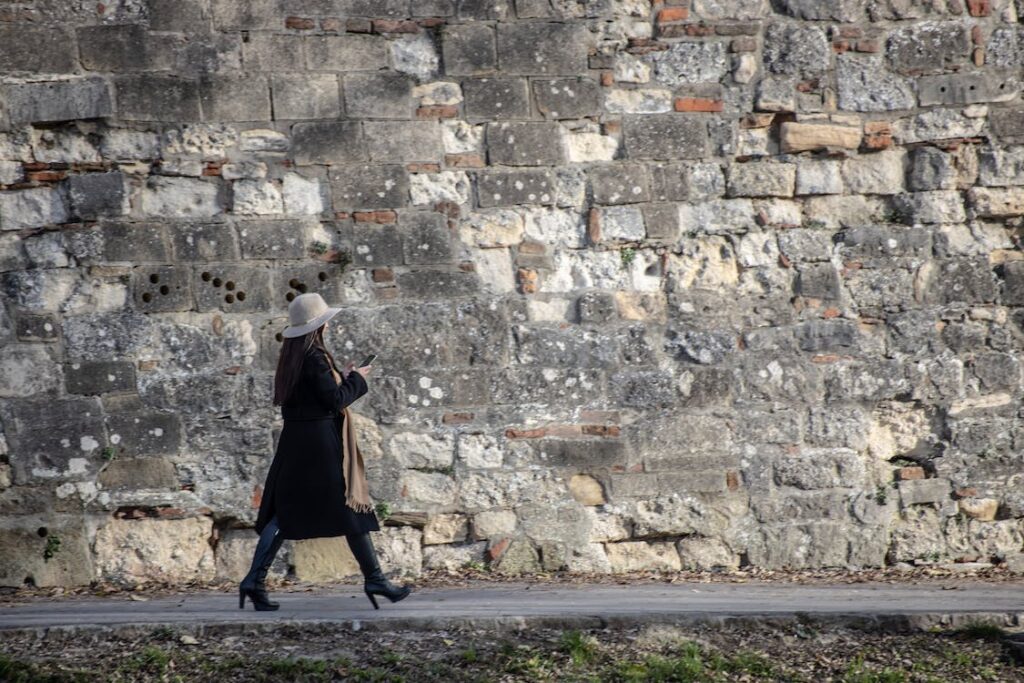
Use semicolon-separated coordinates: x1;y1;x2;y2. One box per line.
359;353;377;368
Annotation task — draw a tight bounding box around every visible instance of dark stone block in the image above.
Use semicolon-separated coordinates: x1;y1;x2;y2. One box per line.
907;147;955;191
132;265;194;313
532;78;602;120
528;439;628;468
396;268;480;298
677;367;734;408
106;413;183;457
577;292;617;323
237;219;310;260
147;0;207;31
193;263;272;312
486;122;565;166
971;352;1020;392
456;0;512;20
200;74;271;122
401;212;453;265
306;35;390;72
175;34;243;77
496;22;590;75
170;223;240;262
116;75;201;122
0;79;112;126
928;257;997;305
15;312;60;342
512;324;619;367
98;457;179;490
65;222;170;264
343;73;414;119
838;226;930;260
624;115;708;160
665;328;736;365
78;24;177;72
887;23;969;74
0;25;76;74
1000;260;1024;305
337;0;410;15
329;164;409;210
352;223;403;267
794;263;840;300
641;203;680;240
476;169;555;207
292;121;366;165
271;73;342;120
64;361;136;395
763;23;829;77
442;24;496;76
212;0;280;29
68;173;126;221
365;121;443;162
462;78;531;119
991;107;1024;144
490;367;603;406
773;0;864;21
917;72;1020;107
795;320;857;352
590;164;651;205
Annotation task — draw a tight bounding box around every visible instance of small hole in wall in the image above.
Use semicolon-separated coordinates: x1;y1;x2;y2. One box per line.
37;527;47;538
969;85;976;91
275;332;283;342
23;576;35;587
225;281;235;291
201;272;212;282
142;292;152;303
289;278;300;288
212;277;222;287
225;294;235;304
318;271;327;281
1000;83;1006;90
236;291;246;301
297;283;308;293
159;285;169;296
939;86;946;92
286;292;295;302
149;274;160;284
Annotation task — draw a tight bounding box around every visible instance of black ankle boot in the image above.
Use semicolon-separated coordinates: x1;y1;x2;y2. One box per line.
239;517;285;611
346;532;411;609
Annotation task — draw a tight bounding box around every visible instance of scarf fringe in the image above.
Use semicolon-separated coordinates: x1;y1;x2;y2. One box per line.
347;499;376;515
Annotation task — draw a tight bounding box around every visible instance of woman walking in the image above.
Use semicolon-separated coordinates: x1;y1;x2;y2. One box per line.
239;292;411;611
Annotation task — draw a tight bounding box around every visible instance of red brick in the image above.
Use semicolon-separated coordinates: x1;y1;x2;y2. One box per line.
832;39;850;53
674;97;723;112
373;19;420;33
948;0;964;12
896;466;926;481
445;153;485;168
417;105;459;119
442;412;473;424
418;17;445;28
967;0;991;16
371;268;394;283
659;23;714;37
223;365;243;375
973;46;985;66
862;121;893;150
517;267;538;293
23;162;48;172
458;260;476;272
726;471;741;491
485;538;510;562
602;120;621;135
838;26;862;39
778;252;792;268
407;162;441;173
434;201;460;219
971;25;984;45
376;288;400;301
353;210;397;224
600;70;614;86
202;161;222;177
855;38;881;53
581;425;621;437
518;241;546;255
27;170;66;183
657;7;689;22
587;208;602;243
346;18;373;33
546;424;583;438
954;487;979;499
822;307;841;319
285;16;315;30
251;485;262;508
505;427;546;439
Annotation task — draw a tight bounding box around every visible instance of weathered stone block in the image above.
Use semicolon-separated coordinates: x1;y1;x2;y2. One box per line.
774;0;863;21
140;177;222;219
397;268;480;299
532;78;602;119
344;73;414;119
605;540;681;572
590;164;651;205
306;34;389;72
95;517;215;586
116;75;201;122
907;147;957;191
477;169;555;207
642;203;681;240
463;78;531;119
68;173;127;221
496;22;590;75
1002;261;1024;305
648;42;729;87
623;115;708;160
926;257;998;305
1;79;112;126
727;162;795;198
0;25;76;74
969;187;1024;217
423;514;469;545
292;121;366;165
271;74;341;120
991;108;1024;144
677;537;739;571
442;23;496;75
0;523;94;587
898;478;950;507
352;224;403;267
401;212;453;265
485;122;565;166
591;206;645;243
763;23;829;77
887;22;969;74
330;164;409;210
274;263;343;307
918;72;1019;107
841;151;904;195
98;457;178;490
0;187;69;231
78;24;176;72
892;190;965;224
66;222;169;264
170;223;240;262
236;219;311;260
836;55;914;112
212;0;279;29
365;121;443;162
200;75;271;122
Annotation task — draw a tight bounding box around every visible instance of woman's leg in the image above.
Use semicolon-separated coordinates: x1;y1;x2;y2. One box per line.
239;516;285;611
345;532;411;609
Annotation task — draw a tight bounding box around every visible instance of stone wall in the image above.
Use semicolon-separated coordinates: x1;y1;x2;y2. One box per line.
1;0;1023;587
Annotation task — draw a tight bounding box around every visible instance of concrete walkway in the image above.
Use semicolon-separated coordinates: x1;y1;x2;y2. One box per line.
2;581;1023;635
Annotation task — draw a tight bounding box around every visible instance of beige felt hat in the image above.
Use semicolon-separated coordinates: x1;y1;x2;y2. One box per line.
282;292;341;338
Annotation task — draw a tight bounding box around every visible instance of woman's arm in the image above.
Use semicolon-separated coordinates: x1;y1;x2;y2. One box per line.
308;350;368;412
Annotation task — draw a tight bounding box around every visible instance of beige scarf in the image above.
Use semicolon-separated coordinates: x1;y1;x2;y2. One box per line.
327;363;374;514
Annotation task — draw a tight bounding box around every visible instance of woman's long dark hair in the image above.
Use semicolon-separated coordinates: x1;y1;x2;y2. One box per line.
273;324;342;405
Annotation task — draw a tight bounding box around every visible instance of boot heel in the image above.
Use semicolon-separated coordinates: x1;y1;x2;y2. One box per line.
239;590;246;609
365;590;380;610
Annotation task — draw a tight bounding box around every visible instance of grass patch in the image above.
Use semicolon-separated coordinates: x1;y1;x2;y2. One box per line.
560;630;598;666
957;622;1005;641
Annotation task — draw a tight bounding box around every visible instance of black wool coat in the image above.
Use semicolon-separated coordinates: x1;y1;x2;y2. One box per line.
255;346;379;540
